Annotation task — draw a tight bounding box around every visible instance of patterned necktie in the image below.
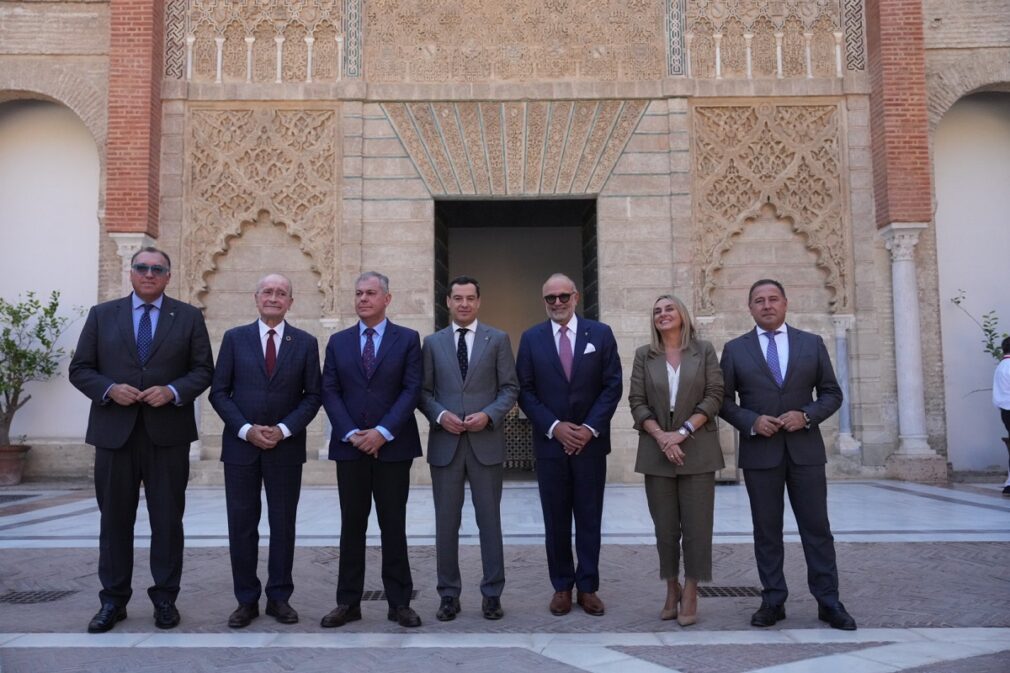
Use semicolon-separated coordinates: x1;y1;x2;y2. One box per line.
558;325;573;381
265;329;277;378
137;304;153;364
362;327;376;378
764;330;783;387
456;327;469;380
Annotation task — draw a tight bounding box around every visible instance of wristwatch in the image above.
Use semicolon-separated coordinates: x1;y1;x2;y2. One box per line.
802;412;812;428
677;427;690;437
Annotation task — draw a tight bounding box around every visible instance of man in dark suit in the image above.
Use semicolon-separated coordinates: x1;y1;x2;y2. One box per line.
69;246;214;633
419;276;518;622
320;271;423;628
209;273;321;628
516;273;622;617
719;279;856;631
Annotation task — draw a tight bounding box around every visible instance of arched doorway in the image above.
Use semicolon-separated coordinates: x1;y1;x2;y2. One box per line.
935;92;1010;472
0;99;101;446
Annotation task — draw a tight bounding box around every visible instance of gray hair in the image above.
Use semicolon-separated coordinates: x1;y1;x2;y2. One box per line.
543;272;578;293
356;271;390;294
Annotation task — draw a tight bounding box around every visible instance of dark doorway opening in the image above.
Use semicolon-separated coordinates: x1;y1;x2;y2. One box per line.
434;198;598;477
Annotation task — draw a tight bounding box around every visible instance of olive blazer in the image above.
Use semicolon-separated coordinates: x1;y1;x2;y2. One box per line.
629;339;725;477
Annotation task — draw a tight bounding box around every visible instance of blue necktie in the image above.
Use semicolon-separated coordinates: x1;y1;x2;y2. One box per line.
764;330;783;387
137;304;153;364
456;327;469;381
362;327;376;378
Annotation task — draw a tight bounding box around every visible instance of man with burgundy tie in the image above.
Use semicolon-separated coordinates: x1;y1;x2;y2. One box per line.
419;275;518;621
719;279;855;631
516;273;622;617
209;273;321;628
320;271;424;628
70;247;214;633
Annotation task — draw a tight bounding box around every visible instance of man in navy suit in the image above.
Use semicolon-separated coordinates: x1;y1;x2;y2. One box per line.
69;247;214;633
209;273;321;628
320;271;423;628
720;279;856;631
516;273;622;617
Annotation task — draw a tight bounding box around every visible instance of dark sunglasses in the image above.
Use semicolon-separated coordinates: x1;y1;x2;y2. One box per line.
132;263;170;277
543;293;573;305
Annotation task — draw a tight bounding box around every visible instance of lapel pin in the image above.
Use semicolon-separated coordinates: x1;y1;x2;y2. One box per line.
285;335;292;342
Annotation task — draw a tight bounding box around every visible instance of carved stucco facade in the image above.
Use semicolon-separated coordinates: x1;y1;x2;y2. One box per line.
1;0;1008;481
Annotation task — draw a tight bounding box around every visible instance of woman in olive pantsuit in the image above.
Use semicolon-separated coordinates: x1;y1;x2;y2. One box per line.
629;294;724;626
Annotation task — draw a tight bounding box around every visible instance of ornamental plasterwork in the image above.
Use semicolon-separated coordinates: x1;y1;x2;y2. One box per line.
364;0;666;82
185;107;340;313
382;100;649;196
686;0;846;78
693;102;851;314
165;0;356;82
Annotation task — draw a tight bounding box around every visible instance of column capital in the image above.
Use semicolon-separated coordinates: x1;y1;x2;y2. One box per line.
109;232;157;295
881;222;928;262
831;313;855;333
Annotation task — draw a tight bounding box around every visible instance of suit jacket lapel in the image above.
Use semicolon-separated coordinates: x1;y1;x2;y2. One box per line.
245;321;267;379
673;342;701;417
371;321;398;373
272;321;296;379
744;329;780;387
782;326;802;388
541;321;568;381
569;321;590;380
116;296;139;363
439;326;464;386
646;350;671;427
349;327;368;380
147;296;177;362
466;324;492;385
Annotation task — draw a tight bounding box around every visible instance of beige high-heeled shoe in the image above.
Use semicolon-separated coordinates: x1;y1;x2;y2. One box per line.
660;582;680;620
677;584;697;626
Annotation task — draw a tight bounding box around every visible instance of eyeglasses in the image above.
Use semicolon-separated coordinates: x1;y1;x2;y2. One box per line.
132;263;170;277
543;293;573;305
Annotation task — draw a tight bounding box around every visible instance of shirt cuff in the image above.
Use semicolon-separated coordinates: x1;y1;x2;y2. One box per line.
436;410;446;424
238;423;252;441
547;420;559;439
278;423;292;439
376;425;394;442
342;429;360;443
167;384;181;406
582;423;599;438
101;384;114;405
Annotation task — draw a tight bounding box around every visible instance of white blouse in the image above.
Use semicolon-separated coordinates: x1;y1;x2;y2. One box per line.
666;361;680;412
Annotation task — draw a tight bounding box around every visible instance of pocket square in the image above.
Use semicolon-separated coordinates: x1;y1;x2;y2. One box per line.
583;343;596;354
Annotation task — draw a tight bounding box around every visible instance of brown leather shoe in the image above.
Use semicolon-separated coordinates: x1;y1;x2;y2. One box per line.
549;590;572;616
576;591;605;616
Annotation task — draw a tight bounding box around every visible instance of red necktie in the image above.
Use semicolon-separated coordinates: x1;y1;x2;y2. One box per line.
265;329;277;378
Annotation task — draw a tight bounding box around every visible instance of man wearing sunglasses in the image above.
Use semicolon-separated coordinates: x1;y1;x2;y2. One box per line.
516;273;622;617
70;246;214;633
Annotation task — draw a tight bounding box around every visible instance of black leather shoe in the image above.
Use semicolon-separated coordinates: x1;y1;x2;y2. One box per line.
266;599;299;624
818;602;857;630
87;603;127;633
153;601;180;629
435;596;460;622
388;605;422;627
227;603;259;628
320;604;361;628
750;601;786;627
481;596;504;620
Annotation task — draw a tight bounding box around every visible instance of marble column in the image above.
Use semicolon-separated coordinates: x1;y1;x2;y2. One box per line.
831;314;861;458
881;223;947;481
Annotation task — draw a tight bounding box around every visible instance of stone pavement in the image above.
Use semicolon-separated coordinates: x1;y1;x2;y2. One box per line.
0;480;1008;673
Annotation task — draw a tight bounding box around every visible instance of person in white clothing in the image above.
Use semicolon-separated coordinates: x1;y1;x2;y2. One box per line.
992;336;1010;497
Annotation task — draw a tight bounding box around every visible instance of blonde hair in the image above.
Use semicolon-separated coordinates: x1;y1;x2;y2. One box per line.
649;294;694;353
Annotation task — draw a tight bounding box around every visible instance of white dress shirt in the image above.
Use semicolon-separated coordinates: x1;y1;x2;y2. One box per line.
238;320;292;442
756;323;790;380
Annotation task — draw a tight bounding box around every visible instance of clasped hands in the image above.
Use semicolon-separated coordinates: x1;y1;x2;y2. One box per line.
438;411;490;435
753;410;807;437
553;421;593;456
108;383;174;408
349;428;387;457
653;429;687;466
247;425;284;450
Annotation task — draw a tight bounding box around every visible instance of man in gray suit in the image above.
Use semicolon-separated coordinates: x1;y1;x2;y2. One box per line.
420;276;519;621
719;279;856;631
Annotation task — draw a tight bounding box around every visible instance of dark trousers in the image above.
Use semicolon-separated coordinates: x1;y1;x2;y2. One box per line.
93;416;189;607
335;457;413;609
536;453;607;593
743;454;840;608
224;460;302;605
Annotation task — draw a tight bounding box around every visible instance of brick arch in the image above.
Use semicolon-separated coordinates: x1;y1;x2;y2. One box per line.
0;61;107;149
927;51;1010;130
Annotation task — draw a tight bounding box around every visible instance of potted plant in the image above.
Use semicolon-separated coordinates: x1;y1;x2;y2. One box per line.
0;290;75;485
